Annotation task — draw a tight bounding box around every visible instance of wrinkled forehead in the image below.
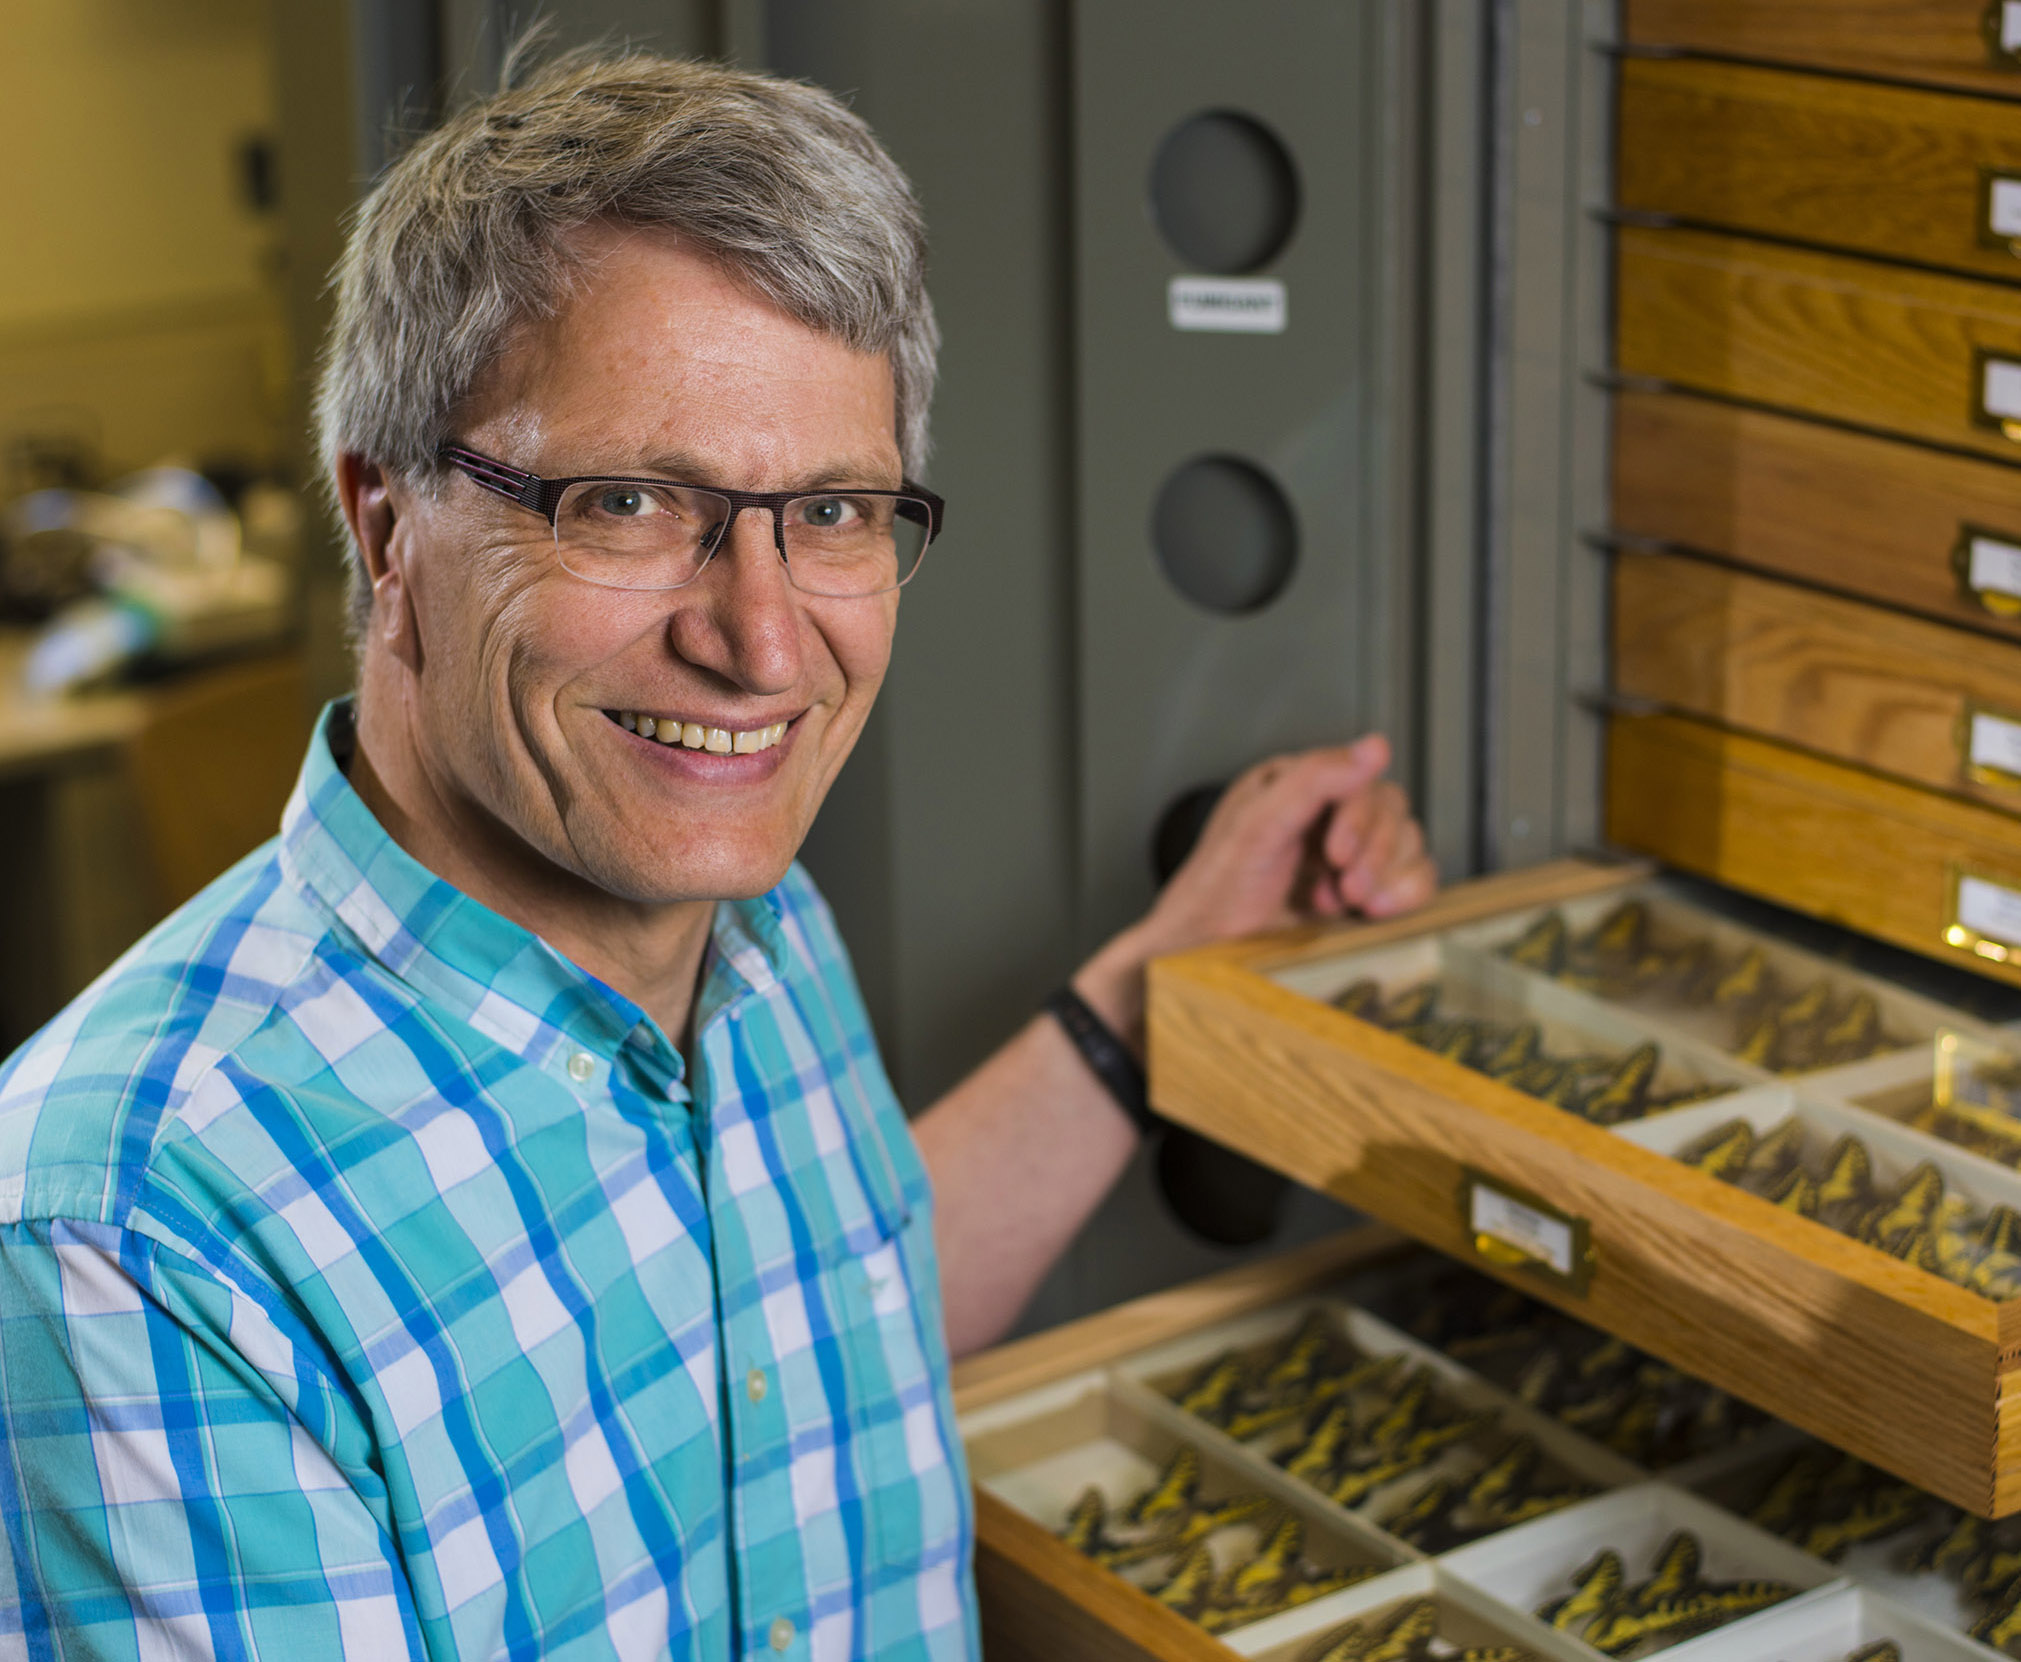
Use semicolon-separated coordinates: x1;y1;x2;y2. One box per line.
459;224;903;482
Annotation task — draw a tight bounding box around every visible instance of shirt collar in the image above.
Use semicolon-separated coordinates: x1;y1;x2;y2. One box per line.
279;700;793;1083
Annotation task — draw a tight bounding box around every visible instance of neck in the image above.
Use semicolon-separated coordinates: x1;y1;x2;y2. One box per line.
347;676;717;1046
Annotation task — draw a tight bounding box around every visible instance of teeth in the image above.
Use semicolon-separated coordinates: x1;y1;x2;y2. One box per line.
616;712;789;753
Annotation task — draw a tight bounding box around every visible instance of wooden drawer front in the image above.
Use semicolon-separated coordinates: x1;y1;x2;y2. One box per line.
1147;860;2021;1515
1607;710;2021;988
1624;0;2021;98
1618;56;2021;282
1612;389;2021;641
1617;225;2021;461
1614;548;2021;811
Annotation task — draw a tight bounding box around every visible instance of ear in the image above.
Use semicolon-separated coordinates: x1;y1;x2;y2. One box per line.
335;452;423;670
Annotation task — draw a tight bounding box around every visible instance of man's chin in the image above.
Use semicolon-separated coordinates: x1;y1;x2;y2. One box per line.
586;843;799;908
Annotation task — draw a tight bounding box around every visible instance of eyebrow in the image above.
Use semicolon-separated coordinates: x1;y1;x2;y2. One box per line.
629;452;904;491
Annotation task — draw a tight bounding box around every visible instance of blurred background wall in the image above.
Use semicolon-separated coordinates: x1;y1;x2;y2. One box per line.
2;0;1611;1333
2;1;287;484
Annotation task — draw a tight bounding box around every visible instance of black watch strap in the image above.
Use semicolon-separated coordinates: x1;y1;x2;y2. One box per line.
1044;985;1158;1135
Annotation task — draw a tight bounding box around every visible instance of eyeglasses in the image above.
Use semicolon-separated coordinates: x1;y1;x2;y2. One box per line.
437;442;945;598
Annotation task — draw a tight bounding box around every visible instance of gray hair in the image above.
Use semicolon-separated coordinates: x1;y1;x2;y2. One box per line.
315;46;938;635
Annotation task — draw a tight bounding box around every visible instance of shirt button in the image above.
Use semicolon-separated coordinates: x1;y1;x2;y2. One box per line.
566;1051;595;1083
746;1367;768;1403
769;1616;794;1652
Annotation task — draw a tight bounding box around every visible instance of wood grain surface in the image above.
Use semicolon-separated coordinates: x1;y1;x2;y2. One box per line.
1619;56;2021;282
1611;389;2021;642
1606;710;2021;992
1624;0;2021;98
1148;903;2007;1512
1616;224;2021;461
1614;548;2021;811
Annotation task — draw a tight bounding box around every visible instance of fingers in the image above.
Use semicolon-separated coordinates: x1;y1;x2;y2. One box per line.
1337;782;1408;907
1355;818;1437;917
1218;736;1391;849
1331;782;1438;918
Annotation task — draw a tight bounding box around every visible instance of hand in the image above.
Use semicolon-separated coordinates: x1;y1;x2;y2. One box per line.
1075;735;1437;1045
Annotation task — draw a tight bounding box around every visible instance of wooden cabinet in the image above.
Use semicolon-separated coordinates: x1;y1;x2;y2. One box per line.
1142;861;2021;1516
1607;714;2021;988
1619;56;2021;282
1623;0;2021;97
1613;548;2021;813
1616;225;2021;463
1611;389;2021;641
1607;21;2021;968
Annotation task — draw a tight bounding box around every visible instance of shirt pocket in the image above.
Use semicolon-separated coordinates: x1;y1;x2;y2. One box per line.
817;1209;967;1573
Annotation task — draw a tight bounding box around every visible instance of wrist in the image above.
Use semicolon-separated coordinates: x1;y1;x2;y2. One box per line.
1070;923;1161;1061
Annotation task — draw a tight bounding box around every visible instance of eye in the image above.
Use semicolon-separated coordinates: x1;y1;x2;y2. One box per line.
796;495;862;530
593;486;656;518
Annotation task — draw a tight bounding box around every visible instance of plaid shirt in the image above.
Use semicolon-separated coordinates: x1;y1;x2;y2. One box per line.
0;702;975;1662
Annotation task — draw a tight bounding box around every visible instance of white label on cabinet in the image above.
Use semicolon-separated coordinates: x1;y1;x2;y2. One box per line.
1970;710;2021;783
1168;276;1287;334
2005;2;2021;53
1969;535;2021;602
1994;179;2021;240
1985;358;2021;422
1468;1181;1574;1279
1958;875;2021;951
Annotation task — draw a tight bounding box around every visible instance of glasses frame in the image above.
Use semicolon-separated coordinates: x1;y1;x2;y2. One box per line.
436;441;946;595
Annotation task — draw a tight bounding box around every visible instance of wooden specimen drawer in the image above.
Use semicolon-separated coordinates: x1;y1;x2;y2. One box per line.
1144;858;2021;1516
1611;389;2021;642
1618;56;2021;283
1616;225;2021;463
956;1234;1991;1661
1606;711;2021;989
1613;548;2021;813
1623;0;2021;98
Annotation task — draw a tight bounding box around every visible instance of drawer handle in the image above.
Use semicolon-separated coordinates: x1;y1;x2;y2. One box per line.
1460;1167;1594;1295
1962;703;2021;792
1973;351;2021;443
1983;170;2021;258
1954;525;2021;619
1947;866;2021;966
1989;0;2021;66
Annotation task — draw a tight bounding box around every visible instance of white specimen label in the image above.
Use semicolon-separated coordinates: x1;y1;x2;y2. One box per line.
1984;358;2021;422
1970;710;2021;781
1469;1181;1574;1278
1168;276;1287;335
1993;178;2021;240
1958;875;2021;950
2006;1;2021;52
1969;535;2021;601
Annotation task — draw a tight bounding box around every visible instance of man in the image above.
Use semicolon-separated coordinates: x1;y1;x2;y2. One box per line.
0;49;1434;1662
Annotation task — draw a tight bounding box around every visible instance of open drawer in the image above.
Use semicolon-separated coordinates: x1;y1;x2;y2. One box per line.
1145;859;2021;1516
953;1234;2004;1662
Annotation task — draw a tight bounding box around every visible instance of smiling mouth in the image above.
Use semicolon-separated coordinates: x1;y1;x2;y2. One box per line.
608;710;790;754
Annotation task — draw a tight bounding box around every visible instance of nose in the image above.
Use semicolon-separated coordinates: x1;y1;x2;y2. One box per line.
664;503;803;694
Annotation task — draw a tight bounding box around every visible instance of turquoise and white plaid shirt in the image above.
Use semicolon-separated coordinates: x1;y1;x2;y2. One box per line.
0;702;976;1661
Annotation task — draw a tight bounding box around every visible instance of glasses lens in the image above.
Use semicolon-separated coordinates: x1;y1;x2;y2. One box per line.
779;493;933;596
554;479;729;590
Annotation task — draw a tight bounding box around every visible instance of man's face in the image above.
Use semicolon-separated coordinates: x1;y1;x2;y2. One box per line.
380;228;904;905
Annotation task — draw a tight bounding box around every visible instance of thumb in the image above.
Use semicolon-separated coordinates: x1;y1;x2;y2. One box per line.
1262;733;1390;822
